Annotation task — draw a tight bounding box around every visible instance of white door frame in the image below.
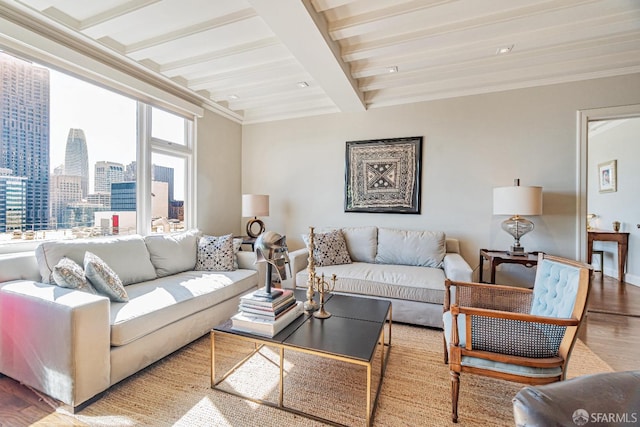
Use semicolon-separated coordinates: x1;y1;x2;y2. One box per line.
576;103;640;261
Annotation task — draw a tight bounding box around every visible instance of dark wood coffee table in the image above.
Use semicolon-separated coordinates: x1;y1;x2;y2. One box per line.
211;290;392;427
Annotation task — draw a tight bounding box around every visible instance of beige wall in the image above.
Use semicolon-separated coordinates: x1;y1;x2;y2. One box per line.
242;73;640;272
196;109;243;236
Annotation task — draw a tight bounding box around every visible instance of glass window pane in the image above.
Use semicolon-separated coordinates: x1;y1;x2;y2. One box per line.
0;52;137;244
150;152;186;234
151;107;186;145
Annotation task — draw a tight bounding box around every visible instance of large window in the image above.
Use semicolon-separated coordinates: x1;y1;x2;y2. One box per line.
0;51;194;244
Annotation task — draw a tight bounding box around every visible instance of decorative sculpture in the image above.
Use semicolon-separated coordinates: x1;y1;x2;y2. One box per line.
313;273;337;319
304;226;319;312
254;231;290;299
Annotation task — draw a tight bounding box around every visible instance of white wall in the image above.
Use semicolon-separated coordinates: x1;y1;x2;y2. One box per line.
588;118;640;285
196;109;243;236
242;73;640;275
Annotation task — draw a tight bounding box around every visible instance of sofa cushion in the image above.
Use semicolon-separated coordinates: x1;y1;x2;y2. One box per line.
375;228;446;268
303;229;352;267
109;269;257;346
35;235;157;286
144;229;200;277
85;252;129;302
52;257;96;294
296;262;446;304
195;234;235;271
341;226;377;263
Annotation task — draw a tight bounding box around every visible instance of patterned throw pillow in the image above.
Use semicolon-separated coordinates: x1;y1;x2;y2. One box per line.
52;257;96;294
84;251;129;302
303;229;352;267
195;234;235;271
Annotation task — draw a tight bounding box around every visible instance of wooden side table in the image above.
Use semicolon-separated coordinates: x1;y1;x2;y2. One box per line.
479;249;540;284
587;230;629;283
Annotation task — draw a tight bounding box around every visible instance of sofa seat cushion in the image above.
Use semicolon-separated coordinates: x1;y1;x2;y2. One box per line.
110;269;257;346
296;262;445;304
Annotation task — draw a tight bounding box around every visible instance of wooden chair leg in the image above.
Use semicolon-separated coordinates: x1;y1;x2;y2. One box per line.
443;335;449;364
450;370;460;423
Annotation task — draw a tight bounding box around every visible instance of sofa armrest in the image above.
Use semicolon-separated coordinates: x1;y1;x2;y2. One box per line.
289;248;309;288
0;280;111;408
443;253;473;282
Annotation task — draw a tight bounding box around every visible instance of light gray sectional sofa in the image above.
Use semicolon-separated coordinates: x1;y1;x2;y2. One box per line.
289;226;472;328
0;230;259;411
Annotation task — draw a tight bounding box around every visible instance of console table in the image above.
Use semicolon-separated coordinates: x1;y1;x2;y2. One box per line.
587;230;629;283
479;249;540;284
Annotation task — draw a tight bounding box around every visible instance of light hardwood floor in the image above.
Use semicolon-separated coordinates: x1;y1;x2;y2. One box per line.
0;273;638;426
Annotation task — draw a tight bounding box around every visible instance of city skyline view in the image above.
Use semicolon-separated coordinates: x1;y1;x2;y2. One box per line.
1;51;188;235
49;68;137;193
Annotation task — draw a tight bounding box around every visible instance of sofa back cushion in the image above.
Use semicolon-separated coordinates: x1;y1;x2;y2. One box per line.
144;229;200;277
35;235;157;285
375;228;446;268
341;226;378;263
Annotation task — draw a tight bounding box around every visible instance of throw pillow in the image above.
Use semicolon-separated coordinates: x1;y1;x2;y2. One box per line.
195;234;235;271
232;237;244;269
303;229;352;267
52;257;96;294
84;251;129;302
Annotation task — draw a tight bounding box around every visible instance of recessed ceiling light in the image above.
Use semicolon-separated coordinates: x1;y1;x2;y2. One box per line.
228;94;239;100
496;45;514;55
386;66;399;73
296;81;309;88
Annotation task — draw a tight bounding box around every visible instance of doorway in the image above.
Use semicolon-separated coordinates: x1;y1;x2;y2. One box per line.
578;104;640;286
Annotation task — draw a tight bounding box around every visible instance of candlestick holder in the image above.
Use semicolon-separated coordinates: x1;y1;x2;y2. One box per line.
313;273;336;319
303;226;319;312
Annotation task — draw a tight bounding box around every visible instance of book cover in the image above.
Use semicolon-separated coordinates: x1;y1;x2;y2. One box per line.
239;300;297;320
231;301;304;337
240;289;294;308
239;297;295;314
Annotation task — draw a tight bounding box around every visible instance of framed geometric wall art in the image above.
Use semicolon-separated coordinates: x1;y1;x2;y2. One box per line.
598;159;617;193
344;136;422;213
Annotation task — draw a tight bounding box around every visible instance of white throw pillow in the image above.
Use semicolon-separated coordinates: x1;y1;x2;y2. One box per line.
375;228;446;268
52;257;96;294
84;251;129;302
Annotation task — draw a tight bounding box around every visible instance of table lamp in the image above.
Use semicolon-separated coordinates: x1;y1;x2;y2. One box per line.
242;194;269;238
493;179;542;255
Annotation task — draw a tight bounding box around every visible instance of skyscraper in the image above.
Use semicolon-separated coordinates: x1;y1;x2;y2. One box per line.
95;161;124;193
0;52;50;231
50;174;82;229
0;168;27;232
64;128;89;198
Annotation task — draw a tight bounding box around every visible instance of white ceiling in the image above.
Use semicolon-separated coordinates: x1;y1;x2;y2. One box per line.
5;0;640;123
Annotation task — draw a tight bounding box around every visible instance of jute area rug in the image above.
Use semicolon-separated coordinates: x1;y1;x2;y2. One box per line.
60;324;612;426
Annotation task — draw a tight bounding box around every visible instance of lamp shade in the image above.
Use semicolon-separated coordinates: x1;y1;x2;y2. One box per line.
493;186;542;216
242;194;269;217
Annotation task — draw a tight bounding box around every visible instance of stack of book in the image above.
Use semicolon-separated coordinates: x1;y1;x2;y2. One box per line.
231;289;303;337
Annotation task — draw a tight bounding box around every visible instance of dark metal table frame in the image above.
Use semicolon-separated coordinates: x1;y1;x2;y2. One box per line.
211;292;392;427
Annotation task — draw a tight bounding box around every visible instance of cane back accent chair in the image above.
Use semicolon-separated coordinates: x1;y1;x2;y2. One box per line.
442;253;591;423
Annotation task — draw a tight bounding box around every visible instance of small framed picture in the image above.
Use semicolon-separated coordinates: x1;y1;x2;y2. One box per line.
598;160;617;193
